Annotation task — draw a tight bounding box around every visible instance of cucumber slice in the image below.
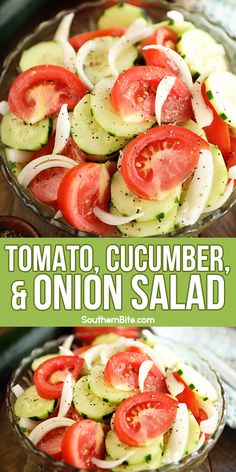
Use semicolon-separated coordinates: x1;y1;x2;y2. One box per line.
185;412;200;456
106;431;163;466
71;95;128;155
205;71;236;127
98;4;150;29
88;365;135;403
206;145;228;207
181;119;207;140
1;112;52;151
5;149;24;177
83;37;137;86
175;363;218;401
91;78;155;138
73;376;117;420
177;29;227;78
110;450;163;472
153;20;194;37
111;171;181;223
92;333;121;345
31;354;58;372
112;205;178;237
14;385;55;420
19;41;64;71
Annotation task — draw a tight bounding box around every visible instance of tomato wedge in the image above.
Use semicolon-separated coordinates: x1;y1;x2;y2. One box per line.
121;125;209;200
174;372;199;419
34;356;84;399
61;419;105;469
37;427;67;460
202;84;231;157
74;327;140;343
143;27;179;74
8;65;88;123
69;28;125;50
57;162;115;235
111;66;193;123
114;392;178;446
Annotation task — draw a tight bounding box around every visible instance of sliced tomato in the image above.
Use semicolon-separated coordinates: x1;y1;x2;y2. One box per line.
174;372;199;419
8;65;88;123
111;66;193;123
197;409;210;441
69;28;125;51
61;419;105;469
202;84;231;158
37;426;67;460
57;162;115;235
121;125;209;200
114;391;178;446
74;327;140;343
34;356;84;399
143;27;179;74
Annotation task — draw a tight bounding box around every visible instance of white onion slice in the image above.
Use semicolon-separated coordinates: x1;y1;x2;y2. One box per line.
0;100;10;115
108;20;154;76
54;13;75;41
18;154;77;188
53;104;71;154
176;149;213;226
59;39;77;73
199;400;219;435
93;207;143;226
84;343;107;370
58;374;73;418
167;10;185;23
138;360;153;392
19;417;39;432
92;452;135;469
62;334;74;350
59;346;75;356
54;210;63;220
155;76;176;125
162;403;189;464
12;384;24;397
6;149;33;164
76;40;95;90
228;165;236;180
203;179;234;214
143;45;193;91
191;75;214;128
194;433;206;451
29;417;75;445
166;369;184;396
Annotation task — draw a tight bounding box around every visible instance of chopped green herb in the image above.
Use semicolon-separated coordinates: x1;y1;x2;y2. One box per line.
206;90;214;100
156;212;165;221
177;369;183;376
192;72;201;82
220;112;228;120
189;383;195;390
145;454;152;463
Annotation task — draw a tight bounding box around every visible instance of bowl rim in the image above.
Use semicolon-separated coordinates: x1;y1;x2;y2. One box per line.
6;331;227;471
0;0;236;238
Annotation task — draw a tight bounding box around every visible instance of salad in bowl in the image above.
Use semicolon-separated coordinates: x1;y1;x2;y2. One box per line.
8;330;226;471
0;1;236;237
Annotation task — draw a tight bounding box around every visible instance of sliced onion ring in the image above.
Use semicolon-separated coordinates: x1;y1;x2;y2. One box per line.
191;74;214;128
93;207;143;226
92;452;135;469
199;400;219;435
6;149;33;164
54;13;75;41
62;334;74;350
84;343;107;370
203;179;234;214
0;100;10;115
59;346;75;356
228;165;236;180
18;154;77;188
76;40;95;90
59;40;77;74
19;417;39;432
194;433;206;451
53;104;71;155
12;384;24;397
162;403;189;464
167;10;185;23
166;368;184;396
143;45;193;91
138;360;153;392
155;76;176;125
58;374;73;418
28;417;75;445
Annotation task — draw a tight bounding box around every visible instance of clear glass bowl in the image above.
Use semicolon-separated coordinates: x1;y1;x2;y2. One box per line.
6;333;226;472
0;0;236;237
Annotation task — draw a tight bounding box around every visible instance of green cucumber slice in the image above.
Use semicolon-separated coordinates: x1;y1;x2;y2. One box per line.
185;412;200;456
73;376;117;420
106;431;163;466
206;145;228;207
92;333;121;345
14;385;55;420
110;450;163;472
5;149;24;177
88;365;135;403
205;71;236;127
111;171;181;223
98;4;150;29
19;41;64;71
177;29;227;78
71;94;128;155
31;354;58;372
112;205;178;237
91;78;155;138
181;119;207;140
153;20;194;37
175;362;218;401
1;112;52;151
83;37;137;86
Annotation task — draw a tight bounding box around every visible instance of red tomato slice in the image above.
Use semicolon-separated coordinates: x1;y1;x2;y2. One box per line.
121;125;209;200
74;327;140;343
34;356;84;399
197;409;210;441
37;426;67;460
111;66;193;123
143;27;179;74
114;391;178;446
61;419;105;469
69;28;125;51
57;162;115;235
174;372;199;419
202;84;231;158
8;65;88;123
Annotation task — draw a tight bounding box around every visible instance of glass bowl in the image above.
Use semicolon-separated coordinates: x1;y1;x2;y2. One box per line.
0;0;236;237
6;333;226;472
